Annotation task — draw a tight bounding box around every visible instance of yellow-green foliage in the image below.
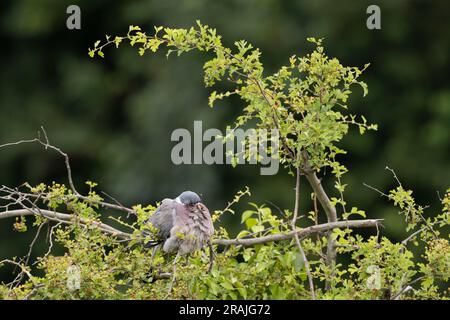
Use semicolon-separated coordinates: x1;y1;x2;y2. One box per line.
0;185;448;300
0;23;448;300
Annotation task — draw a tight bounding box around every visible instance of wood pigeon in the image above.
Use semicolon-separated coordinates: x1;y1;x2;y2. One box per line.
144;191;214;256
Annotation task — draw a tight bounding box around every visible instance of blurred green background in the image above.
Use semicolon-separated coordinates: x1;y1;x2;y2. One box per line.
0;0;449;280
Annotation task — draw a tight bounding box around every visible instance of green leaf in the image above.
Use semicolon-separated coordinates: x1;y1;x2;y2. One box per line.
236;230;250;239
220;281;234;291
236;286;247;299
251;225;264;233
241;210;255;223
245;218;258;229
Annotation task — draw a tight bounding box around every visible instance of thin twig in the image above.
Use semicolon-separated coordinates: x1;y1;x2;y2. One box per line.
0;130;136;215
401;221;440;246
24;222;46;267
385;166;402;187
362;182;388;198
0;209;131;239
101;191;136;217
391;276;425;300
39;222;62;263
240;215;304;239
0;128;78;195
0;260;34;282
11;220;45;286
292;167;315;299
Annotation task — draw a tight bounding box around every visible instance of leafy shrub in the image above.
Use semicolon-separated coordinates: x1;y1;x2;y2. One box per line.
0;22;448;300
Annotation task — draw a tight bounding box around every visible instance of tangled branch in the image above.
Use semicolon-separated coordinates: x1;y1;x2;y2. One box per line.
0;207;382;247
0;128;383;297
0;209;130;239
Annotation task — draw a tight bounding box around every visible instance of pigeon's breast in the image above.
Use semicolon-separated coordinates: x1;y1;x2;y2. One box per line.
171;204;214;255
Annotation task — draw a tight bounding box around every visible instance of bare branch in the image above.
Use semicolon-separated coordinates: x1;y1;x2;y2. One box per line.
0;130;136;216
24;222;46;266
214;219;382;246
0;207;382;248
0;209;131;240
363;182;389;198
0;260;34;282
77;193;136;215
391;276;425;300
401;221;440;246
385;166;402;187
0;128;78;194
303;169;337;273
8;222;46;288
304;171;337;223
40;222;62;263
101;191;136;217
292;167;316;299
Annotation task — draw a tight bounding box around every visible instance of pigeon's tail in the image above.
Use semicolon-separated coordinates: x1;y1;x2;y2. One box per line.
141;230;163;248
144;239;163;248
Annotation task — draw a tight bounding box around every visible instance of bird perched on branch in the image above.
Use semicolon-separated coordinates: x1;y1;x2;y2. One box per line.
144;191;214;291
145;191;214;255
143;191;214;292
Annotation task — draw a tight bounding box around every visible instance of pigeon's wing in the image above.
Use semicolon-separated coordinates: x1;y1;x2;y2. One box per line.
146;198;176;240
196;203;215;237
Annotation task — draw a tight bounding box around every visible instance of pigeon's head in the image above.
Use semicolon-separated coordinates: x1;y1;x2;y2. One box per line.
177;191;202;206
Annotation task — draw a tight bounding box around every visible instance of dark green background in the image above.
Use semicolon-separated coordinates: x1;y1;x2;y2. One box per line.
0;0;449;280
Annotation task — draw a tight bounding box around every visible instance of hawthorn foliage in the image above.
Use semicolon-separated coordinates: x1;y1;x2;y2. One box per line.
0;22;448;300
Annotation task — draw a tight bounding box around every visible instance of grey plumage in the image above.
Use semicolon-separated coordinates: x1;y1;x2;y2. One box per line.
145;191;214;255
146;198;175;241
